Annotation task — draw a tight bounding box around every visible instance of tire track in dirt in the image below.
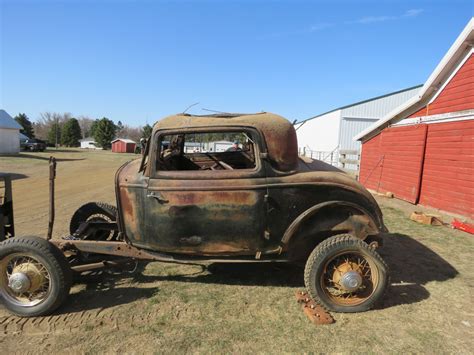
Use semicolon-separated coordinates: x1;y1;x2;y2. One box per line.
0;308;157;336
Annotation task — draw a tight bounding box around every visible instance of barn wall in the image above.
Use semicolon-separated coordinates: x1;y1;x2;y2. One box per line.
112;141;124;152
295;110;341;152
359;133;383;190
0;128;20;154
338;117;378;152
410;53;474;118
359;124;427;203
419;119;473;218
125;143;136;153
360;119;473;218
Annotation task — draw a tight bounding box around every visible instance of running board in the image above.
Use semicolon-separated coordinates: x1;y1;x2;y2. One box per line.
51;240;288;265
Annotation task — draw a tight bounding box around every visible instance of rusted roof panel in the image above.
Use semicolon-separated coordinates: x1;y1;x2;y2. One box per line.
153;112;298;171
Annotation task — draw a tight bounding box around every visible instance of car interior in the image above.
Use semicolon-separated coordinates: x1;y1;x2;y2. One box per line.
157;131;257;171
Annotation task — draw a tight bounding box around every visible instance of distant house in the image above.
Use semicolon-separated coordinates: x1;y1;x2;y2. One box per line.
80;138;100;149
0;110;21;154
111;138;136;153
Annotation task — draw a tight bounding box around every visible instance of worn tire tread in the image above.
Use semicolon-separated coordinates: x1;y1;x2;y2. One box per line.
304;234;388;313
0;236;72;317
69;201;117;236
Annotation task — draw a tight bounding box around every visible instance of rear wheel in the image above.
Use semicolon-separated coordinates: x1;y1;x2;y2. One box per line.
304;234;388;313
0;236;72;317
69;202;118;241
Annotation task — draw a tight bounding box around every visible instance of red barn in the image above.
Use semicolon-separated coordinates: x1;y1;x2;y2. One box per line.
355;19;474;219
111;138;136;153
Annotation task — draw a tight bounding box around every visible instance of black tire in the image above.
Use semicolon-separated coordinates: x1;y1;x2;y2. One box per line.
69;202;118;240
304;234;388;313
0;236;72;317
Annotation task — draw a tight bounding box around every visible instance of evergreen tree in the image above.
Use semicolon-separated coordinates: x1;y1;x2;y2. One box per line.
89;119;100;138
141;124;152;139
116;120;124;137
93;117;116;149
61;118;82;147
47;122;62;146
14;113;35;138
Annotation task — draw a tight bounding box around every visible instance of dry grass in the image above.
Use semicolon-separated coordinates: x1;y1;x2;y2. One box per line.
0;149;473;353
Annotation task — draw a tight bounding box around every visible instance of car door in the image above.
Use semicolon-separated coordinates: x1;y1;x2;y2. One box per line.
143;128;268;256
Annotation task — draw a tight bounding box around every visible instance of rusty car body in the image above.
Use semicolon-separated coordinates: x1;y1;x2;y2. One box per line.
0;112;389;317
116;112;385;258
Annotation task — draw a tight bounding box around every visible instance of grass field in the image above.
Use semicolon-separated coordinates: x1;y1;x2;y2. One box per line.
0;149;473;353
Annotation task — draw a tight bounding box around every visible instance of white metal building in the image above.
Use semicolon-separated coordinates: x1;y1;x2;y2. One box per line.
295;86;422;162
0;110;21;154
79;138;102;149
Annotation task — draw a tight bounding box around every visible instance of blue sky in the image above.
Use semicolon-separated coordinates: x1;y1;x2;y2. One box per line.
1;1;472;126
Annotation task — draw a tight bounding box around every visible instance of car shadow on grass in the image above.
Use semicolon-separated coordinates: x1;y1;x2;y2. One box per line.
56;263;303;315
58;233;457;314
377;232;458;309
58;269;160;315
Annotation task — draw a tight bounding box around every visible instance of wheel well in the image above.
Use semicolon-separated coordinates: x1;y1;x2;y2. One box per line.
284;203;379;263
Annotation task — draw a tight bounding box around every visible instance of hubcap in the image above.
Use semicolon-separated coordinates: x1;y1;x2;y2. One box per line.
0;254;51;307
339;271;363;291
321;251;378;306
8;272;31;293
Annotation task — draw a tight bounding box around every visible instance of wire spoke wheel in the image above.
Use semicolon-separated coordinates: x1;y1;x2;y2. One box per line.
0;253;52;307
0;236;72;317
304;234;388;313
321;251;378;306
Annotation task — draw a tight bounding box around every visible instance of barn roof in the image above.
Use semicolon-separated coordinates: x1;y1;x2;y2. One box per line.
354;18;474;142
0;110;22;130
112;138;136;144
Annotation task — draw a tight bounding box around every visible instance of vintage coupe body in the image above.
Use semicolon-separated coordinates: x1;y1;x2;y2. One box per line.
0;112;389;317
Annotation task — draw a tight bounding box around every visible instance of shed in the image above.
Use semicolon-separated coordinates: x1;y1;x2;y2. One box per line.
355;18;474;219
111;138;136;153
0;110;21;154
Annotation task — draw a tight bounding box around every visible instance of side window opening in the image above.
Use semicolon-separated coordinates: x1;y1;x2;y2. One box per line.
156;131;256;171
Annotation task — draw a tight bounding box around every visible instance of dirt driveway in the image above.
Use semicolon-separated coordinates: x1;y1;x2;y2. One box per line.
0;149;473;353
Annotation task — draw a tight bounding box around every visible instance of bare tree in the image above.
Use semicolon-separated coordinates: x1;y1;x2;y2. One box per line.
77;116;95;138
33;112;72;144
121;125;142;142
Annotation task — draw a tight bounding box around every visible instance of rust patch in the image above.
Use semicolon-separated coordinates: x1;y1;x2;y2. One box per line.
166;191;258;206
295;291;335;325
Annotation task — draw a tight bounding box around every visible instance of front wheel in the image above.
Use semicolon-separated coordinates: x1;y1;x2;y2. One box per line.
0;236;72;317
304;234;388;313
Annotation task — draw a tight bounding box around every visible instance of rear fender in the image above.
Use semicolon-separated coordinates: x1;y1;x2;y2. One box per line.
281;201;381;261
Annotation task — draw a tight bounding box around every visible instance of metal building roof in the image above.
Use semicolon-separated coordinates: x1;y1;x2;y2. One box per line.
0;110;22;130
296;85;422;124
